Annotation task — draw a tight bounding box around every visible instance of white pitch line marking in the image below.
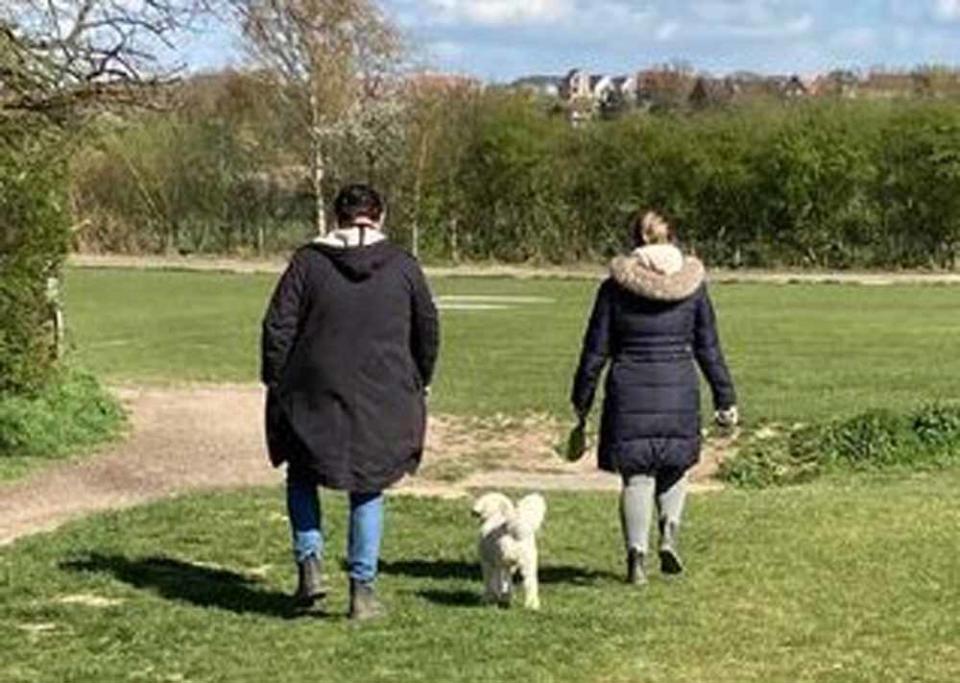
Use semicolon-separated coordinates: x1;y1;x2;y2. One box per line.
435;295;555;304
436;304;513;311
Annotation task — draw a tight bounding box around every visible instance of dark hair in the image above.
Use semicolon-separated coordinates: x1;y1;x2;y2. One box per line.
333;184;384;226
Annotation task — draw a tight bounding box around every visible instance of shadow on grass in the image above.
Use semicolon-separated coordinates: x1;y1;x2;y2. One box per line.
60;553;307;620
381;559;618;586
416;589;486;607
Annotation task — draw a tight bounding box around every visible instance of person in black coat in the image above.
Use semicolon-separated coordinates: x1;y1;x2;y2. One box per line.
571;211;737;585
261;184;439;619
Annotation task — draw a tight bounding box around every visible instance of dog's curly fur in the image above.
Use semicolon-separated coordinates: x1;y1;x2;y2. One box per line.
472;492;546;610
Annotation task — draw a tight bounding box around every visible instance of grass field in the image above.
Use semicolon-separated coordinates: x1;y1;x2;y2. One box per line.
2;471;959;683
3;267;960;682
64;267;960;424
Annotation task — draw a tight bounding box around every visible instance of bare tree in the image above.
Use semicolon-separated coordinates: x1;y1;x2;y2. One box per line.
1;1;198;119
228;0;404;235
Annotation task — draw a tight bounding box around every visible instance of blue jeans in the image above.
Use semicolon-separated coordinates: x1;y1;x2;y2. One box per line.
286;476;384;584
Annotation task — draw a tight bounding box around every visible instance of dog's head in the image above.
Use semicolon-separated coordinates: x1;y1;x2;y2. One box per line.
472;492;515;522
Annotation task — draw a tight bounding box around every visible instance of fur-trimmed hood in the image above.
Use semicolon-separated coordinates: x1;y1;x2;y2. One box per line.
610;253;705;301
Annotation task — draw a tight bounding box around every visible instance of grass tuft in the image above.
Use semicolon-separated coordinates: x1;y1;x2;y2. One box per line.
0;367;125;481
721;403;960;488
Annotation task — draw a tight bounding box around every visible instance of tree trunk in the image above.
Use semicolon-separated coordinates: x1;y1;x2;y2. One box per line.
310;92;327;236
411;132;430;259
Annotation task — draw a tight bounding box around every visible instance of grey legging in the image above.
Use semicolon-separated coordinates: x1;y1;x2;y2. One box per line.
620;470;688;555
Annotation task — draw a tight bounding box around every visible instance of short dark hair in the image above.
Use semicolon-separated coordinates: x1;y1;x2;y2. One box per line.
333;184;384;225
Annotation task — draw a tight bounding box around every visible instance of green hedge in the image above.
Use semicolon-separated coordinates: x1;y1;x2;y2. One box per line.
0;127;70;394
70;92;960;268
720;404;960;488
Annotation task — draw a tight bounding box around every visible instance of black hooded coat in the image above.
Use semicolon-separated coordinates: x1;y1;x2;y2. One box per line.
571;254;736;477
261;239;439;492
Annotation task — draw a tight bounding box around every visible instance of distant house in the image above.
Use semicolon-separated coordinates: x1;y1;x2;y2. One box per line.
813;70;860;98
590;75;616;103
689;76;737;108
510;75;563;97
560;69;593;101
636;68;698;109
612;75;640;105
781;75;810;99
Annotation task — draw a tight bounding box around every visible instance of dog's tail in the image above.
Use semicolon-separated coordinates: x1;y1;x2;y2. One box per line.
508;493;546;539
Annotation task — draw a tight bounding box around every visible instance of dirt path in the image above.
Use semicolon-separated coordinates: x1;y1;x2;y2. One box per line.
69;253;960;285
0;386;732;547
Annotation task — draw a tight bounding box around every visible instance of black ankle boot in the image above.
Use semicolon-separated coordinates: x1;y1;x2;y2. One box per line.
626;548;647;585
349;579;385;621
658;520;684;575
293;556;326;609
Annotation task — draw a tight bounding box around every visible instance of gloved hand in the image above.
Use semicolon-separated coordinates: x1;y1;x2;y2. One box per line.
562;411;589;462
714;405;739;429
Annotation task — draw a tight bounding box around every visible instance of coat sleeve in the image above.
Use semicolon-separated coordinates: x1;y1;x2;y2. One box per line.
260;252;308;388
409;262;439;387
571;280;614;418
693;286;737;410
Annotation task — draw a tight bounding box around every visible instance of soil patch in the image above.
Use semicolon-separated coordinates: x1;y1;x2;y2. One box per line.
0;386;738;546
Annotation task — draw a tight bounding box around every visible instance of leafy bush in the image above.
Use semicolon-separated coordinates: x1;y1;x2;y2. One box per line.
0;367;125;459
721;403;960;488
0;126;70;394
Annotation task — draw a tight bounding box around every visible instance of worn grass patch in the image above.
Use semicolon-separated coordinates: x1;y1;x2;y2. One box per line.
2;472;959;682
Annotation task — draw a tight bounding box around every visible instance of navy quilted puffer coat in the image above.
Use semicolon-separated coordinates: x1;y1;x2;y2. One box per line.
571;254;736;477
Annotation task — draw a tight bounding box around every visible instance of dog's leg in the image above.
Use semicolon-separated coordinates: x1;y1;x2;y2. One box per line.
522;552;541;610
481;558;497;604
495;566;512;608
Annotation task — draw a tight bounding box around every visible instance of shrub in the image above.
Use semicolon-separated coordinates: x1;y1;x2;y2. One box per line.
721;403;960;488
0;367;125;459
0;126;70;394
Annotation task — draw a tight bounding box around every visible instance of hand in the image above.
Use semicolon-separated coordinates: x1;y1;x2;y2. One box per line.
715;406;739;428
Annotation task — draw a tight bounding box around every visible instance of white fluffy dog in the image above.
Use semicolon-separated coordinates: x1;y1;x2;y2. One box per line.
472;492;547;610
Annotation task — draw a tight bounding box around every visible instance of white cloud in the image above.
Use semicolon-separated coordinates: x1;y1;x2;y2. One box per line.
656;21;681;41
682;1;814;40
830;27;878;50
691;0;780;25
933;0;960;21
428;40;467;59
427;0;575;26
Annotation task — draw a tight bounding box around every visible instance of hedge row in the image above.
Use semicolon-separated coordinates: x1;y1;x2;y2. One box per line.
72;92;960;268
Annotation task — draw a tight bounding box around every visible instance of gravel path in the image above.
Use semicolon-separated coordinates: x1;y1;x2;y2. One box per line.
69;253;960;285
0;385;731;547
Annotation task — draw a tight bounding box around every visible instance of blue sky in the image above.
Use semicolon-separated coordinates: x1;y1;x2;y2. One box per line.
179;1;960;81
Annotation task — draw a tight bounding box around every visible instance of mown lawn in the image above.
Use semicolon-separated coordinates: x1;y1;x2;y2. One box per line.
2;471;959;683
64;267;960;424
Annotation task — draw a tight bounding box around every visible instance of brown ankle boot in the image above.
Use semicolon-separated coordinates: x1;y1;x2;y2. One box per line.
293;556;327;609
349;579;385;621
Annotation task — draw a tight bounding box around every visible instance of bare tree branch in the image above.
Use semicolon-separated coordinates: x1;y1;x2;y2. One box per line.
1;0;199;118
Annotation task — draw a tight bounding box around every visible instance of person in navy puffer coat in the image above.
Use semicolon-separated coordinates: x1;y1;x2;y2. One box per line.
571;211;738;585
